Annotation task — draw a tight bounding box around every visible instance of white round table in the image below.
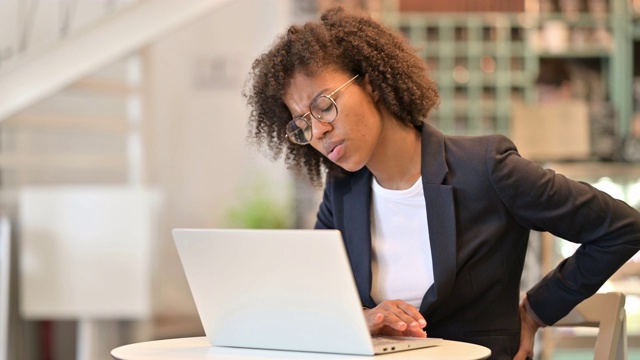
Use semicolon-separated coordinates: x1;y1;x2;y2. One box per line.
111;336;491;360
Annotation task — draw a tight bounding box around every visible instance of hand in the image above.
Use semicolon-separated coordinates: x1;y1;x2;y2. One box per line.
514;299;540;360
363;299;427;338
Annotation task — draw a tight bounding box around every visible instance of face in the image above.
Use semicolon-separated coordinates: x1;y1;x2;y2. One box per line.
283;70;383;172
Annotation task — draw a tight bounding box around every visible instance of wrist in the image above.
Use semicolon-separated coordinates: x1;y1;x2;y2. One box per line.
522;296;547;328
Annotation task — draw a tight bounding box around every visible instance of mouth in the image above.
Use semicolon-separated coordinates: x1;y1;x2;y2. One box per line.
325;140;345;162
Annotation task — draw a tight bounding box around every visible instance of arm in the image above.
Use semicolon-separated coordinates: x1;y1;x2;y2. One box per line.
487;135;640;324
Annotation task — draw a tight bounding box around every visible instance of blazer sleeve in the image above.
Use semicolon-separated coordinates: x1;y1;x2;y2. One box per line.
485;135;640;325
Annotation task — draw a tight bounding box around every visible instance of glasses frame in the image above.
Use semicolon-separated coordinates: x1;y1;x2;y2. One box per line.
285;74;359;145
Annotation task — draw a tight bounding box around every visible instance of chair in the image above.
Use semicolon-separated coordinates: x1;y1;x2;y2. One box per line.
547;292;627;360
0;216;10;360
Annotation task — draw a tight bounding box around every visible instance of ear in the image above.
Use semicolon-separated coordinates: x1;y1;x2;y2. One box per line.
363;74;380;102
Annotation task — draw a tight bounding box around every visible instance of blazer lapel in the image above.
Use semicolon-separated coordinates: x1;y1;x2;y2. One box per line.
419;125;457;314
341;169;377;308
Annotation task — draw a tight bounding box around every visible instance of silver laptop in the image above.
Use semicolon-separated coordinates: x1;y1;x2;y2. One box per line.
172;228;442;355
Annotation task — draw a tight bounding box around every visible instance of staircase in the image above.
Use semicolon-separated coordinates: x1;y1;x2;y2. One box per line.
0;0;233;121
0;1;234;360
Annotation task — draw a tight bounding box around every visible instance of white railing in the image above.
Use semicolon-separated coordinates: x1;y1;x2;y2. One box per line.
0;0;232;122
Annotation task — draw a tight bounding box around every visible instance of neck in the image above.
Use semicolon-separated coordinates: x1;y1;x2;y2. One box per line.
367;117;422;190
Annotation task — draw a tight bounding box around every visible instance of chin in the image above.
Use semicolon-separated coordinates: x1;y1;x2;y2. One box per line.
334;159;366;173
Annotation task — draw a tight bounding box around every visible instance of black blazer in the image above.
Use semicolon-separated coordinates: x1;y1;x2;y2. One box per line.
315;124;640;359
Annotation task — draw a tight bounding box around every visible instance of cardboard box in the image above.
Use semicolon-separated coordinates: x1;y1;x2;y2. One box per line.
511;100;590;162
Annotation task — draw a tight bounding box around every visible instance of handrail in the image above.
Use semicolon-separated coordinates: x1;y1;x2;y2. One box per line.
0;0;232;122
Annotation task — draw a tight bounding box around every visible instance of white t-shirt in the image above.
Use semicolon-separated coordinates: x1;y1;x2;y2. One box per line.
370;176;434;309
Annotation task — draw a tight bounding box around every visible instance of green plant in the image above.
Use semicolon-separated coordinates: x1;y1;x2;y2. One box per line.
225;180;293;229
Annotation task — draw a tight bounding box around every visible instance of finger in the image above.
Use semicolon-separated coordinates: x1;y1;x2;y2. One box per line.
365;308;399;336
379;311;410;331
515;303;536;360
367;312;384;328
366;307;409;332
371;300;427;333
513;349;533;360
396;302;426;322
363;309;385;331
379;300;425;328
402;328;427;338
385;302;425;330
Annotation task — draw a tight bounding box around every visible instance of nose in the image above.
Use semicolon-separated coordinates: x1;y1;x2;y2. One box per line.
310;118;333;142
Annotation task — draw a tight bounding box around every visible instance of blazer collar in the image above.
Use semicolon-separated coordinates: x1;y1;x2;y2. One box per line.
342;169;376;307
419;124;457;314
421;124;449;184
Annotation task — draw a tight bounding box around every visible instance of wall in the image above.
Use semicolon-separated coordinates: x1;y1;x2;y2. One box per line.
144;0;294;324
1;0;299;357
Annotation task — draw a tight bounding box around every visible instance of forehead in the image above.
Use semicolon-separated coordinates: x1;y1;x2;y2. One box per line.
283;70;349;103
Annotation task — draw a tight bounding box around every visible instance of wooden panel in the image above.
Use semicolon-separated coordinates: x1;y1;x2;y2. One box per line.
399;0;525;13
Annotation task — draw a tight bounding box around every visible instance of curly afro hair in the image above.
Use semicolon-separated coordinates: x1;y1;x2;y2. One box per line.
244;7;439;186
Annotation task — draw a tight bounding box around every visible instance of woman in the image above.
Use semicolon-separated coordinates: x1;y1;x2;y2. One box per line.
244;7;640;359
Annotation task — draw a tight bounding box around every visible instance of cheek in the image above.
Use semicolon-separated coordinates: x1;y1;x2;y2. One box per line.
340;113;381;165
354;107;382;140
342;112;370;142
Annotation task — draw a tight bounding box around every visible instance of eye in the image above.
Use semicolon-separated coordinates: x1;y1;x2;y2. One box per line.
318;98;333;112
311;96;337;121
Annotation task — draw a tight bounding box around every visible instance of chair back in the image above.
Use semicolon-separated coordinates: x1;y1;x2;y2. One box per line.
554;292;627;360
0;217;10;360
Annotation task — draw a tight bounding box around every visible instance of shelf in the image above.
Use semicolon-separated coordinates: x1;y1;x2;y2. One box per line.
385;12;536;135
535;48;612;58
386;0;632;139
534;12;611;26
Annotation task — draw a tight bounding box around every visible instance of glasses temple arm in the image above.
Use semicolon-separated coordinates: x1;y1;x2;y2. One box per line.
327;74;359;97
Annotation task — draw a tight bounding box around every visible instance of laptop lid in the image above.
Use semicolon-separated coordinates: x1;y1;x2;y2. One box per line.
172;228;439;355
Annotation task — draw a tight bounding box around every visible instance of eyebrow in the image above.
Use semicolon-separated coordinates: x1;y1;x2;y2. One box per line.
293;87;329;118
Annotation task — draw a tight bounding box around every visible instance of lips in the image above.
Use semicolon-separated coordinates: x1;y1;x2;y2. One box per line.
325;140;345;162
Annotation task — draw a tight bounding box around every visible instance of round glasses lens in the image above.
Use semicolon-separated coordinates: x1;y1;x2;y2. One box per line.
310;96;337;123
286;117;312;144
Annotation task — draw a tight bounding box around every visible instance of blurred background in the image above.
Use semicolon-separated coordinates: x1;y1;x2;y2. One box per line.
0;0;638;359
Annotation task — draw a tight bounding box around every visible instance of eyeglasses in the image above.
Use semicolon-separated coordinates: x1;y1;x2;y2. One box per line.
285;74;359;145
